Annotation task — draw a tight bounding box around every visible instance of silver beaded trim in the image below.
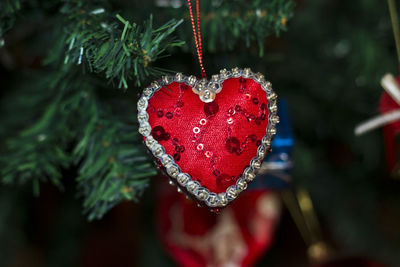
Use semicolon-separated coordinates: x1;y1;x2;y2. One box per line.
137;67;279;208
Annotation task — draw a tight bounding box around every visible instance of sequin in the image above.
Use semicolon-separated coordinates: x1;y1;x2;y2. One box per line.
180;83;189;90
245;94;251;100
149;106;156;113
166;112;173;119
255;118;262;125
172;138;179;144
175;145;185;153
216;173;235;187
225;137;240;154
261;103;267;111
204;102;219;117
173;153;181;161
156;110;164;118
162;132;170;141
239;77;246;84
227;117;233;124
151;126;166;141
228;108;235;116
252;98;259;104
197;143;204;151
213;169;221;176
205;151;213;158
246;134;257;142
235;105;241;112
193;127;200;134
199;118;207;125
261;113;267;120
256;140;262;146
174;108;181;116
176;100;184;107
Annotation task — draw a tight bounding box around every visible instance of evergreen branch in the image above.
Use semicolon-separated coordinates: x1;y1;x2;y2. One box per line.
0;0;23;43
168;0;294;55
206;0;294;55
1;73;74;195
61;1;184;88
73;96;156;220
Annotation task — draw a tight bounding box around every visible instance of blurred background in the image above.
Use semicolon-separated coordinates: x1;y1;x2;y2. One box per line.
1;0;400;266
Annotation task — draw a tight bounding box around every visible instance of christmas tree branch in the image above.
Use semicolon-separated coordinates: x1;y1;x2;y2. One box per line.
165;0;294;56
0;0;23;43
73;89;156;220
61;0;184;88
1;72;76;195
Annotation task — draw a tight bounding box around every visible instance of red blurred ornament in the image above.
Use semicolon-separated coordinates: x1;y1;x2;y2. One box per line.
156;179;281;267
378;76;400;175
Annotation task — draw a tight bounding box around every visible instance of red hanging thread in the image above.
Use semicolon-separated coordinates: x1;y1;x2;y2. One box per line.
187;0;206;78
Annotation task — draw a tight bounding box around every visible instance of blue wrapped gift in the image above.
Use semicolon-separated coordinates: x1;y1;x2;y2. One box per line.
250;99;294;190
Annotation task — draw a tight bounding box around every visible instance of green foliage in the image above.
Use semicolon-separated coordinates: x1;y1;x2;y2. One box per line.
0;0;22;43
73;93;156;220
61;0;184;88
166;0;294;56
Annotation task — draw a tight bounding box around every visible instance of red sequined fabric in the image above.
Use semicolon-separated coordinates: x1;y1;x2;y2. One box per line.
147;77;269;193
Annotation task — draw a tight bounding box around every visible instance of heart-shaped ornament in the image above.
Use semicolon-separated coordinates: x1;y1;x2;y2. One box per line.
137;68;278;209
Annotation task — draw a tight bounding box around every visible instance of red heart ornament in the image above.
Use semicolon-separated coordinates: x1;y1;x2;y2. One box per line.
138;68;278;208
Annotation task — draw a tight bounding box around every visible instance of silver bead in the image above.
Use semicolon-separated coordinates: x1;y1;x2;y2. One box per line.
151;81;161;90
270;102;278;113
267;92;277;101
162;75;171;84
268;127;277;135
175;73;183;82
138;124;151;136
271;115;280;124
177;187;182;193
177;173;190;186
226;186;238;200
218;193;228;206
255;73;265;83
143;87;153;97
145;136;156;149
137;111;149;122
161;154;174;166
243;68;251;78
220;69;228;78
231;67;240;77
211;82;222;93
166;164;180;178
206;193;218;207
251;159;262;169
211;74;219;82
137;97;148;111
262;81;272;91
257;144;267;158
195;188;209;201
244;167;256;181
186;180;200;193
262;135;272;145
236;178;247;192
199;89;216;103
169;180;174;185
152;144;165;158
188;75;197;86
